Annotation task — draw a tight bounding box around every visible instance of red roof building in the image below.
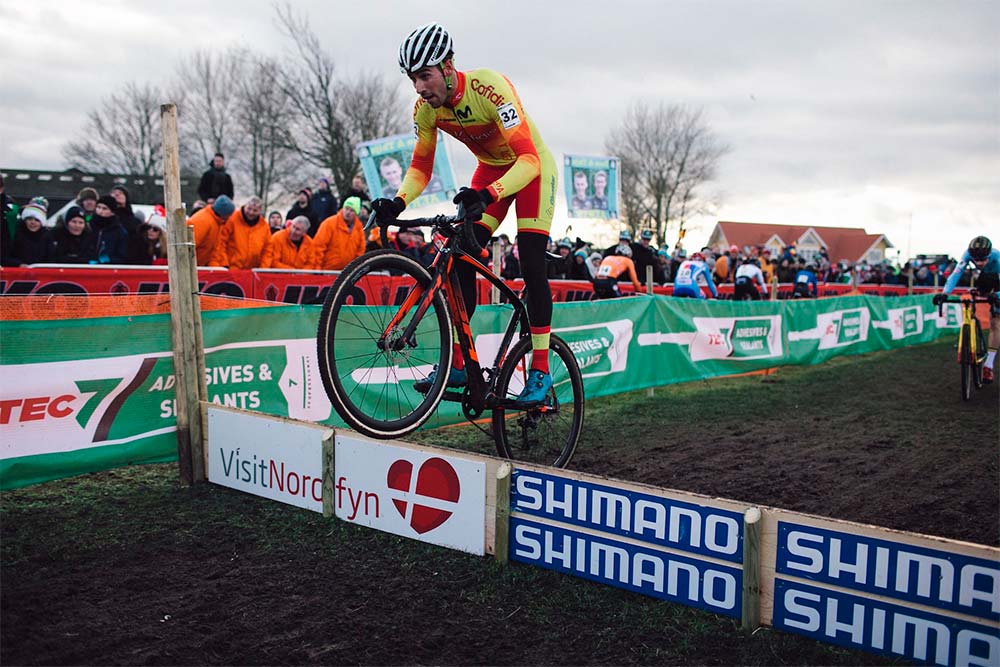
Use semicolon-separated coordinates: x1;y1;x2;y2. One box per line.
707;221;893;265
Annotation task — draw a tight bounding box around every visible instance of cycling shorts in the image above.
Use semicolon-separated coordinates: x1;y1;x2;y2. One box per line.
976;272;999;315
672;285;703;299
593;277;621;299
471;148;557;238
734;276;761;301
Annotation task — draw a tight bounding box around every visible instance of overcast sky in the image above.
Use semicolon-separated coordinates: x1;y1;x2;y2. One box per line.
2;0;997;258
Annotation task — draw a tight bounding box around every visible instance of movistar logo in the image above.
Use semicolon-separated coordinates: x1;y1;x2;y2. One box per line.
455;105;472;120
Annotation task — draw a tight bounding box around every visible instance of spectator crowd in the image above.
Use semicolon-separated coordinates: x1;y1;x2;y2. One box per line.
0;161;964;294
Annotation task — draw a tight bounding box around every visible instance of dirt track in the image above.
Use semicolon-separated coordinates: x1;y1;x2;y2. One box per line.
2;340;996;666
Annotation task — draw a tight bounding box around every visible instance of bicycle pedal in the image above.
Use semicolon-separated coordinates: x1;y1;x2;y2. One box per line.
442;390;465;402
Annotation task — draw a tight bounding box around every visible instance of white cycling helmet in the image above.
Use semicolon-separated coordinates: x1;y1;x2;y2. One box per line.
616;244;633;258
398;23;454;74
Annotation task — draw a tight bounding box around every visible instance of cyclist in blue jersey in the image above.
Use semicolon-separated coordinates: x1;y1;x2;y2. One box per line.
672;252;718;299
792;263;819;298
933;236;1000;382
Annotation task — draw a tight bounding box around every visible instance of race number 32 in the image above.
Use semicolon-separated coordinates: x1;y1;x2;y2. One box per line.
497;102;521;129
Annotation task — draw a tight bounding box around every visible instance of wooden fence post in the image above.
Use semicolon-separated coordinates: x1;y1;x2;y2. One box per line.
494;462;512;564
322;432;335;518
741;506;762;631
162;103;207;484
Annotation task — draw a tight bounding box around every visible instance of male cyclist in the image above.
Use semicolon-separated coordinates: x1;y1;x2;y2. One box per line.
734;257;768;300
371;23;558;405
593;244;642;299
791;262;819;298
672;252;718;299
933;236;1000;382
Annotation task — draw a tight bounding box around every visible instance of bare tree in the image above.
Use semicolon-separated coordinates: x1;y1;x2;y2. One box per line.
274;4;407;197
233;55;298;211
605;102;729;247
62;82;164;176
173;48;248;174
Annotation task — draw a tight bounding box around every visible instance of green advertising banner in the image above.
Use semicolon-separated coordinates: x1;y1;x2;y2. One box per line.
1;295;959;489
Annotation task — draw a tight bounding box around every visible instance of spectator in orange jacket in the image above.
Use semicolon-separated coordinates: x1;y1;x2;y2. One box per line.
210;196;271;269
188;195;235;266
313;196;366;271
261;216;317;269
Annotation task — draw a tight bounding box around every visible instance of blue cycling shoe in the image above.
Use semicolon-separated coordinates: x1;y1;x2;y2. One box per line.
414;365;467;394
514;369;553;406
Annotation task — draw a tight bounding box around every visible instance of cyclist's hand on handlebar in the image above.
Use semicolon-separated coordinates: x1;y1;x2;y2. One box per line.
453;187;493;221
932;293;947;306
371;197;405;223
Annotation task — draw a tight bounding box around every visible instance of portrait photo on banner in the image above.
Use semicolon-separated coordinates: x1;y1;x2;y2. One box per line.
563;154;619;220
356;132;456;209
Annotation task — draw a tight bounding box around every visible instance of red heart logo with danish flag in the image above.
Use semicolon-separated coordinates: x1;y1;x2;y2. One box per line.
386;457;461;534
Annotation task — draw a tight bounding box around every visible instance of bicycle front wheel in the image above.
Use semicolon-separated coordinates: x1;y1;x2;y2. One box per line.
960;324;973;401
492;334;584;468
317;250;452;439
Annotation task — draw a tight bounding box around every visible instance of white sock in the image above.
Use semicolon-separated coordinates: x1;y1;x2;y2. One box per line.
987;349;997;367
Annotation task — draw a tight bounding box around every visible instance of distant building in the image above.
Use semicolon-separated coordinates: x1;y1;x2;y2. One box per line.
1;167;199;222
707;221;894;265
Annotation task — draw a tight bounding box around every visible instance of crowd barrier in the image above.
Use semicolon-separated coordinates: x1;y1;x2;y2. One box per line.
0;292;960;490
1;265;935;306
206;404;1000;666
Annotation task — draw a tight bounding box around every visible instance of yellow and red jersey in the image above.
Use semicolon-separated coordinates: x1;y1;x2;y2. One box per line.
397;69;550;205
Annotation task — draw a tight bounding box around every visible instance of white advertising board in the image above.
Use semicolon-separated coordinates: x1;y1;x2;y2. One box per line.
206;405;330;513
335;434;487;555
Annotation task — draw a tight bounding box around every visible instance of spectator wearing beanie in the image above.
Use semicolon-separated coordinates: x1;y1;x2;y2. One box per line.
75;187;99;222
91;194;130;264
286;188;319;237
210;196;270;269
189;194;235;266
313;196;366;270
2;196;51;267
49;205;96;264
109;184;143;235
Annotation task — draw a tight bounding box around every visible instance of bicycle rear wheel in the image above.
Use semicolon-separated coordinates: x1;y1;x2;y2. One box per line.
973;321;985;389
492;334;584;468
960;324;973;401
316;250;452;438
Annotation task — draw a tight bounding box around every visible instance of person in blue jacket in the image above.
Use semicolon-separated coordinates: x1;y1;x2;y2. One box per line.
672;252;718;299
933;235;999;383
792;262;819;298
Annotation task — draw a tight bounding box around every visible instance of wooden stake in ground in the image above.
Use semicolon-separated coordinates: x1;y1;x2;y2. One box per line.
161;103;208;485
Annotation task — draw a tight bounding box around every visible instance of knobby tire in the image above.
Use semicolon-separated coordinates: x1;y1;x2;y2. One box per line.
316;250;453;438
492;334;585;468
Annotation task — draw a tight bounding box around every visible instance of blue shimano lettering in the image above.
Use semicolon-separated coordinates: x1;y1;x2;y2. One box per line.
512;470;743;562
777;522;1000;621
511;517;741;617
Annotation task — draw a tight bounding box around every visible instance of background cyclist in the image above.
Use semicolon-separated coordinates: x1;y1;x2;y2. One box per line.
672;252;718;299
734;257;768;300
370;23;558;405
593;244;642;298
791;262;819;298
933;235;999;382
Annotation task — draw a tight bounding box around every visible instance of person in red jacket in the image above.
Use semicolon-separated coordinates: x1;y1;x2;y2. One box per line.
313;196;366;271
261;216;317;269
210;196;270;269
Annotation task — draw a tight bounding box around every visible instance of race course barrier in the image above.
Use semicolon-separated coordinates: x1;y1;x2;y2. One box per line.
204;404;1000;666
1;265;936;306
1;293;964;490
